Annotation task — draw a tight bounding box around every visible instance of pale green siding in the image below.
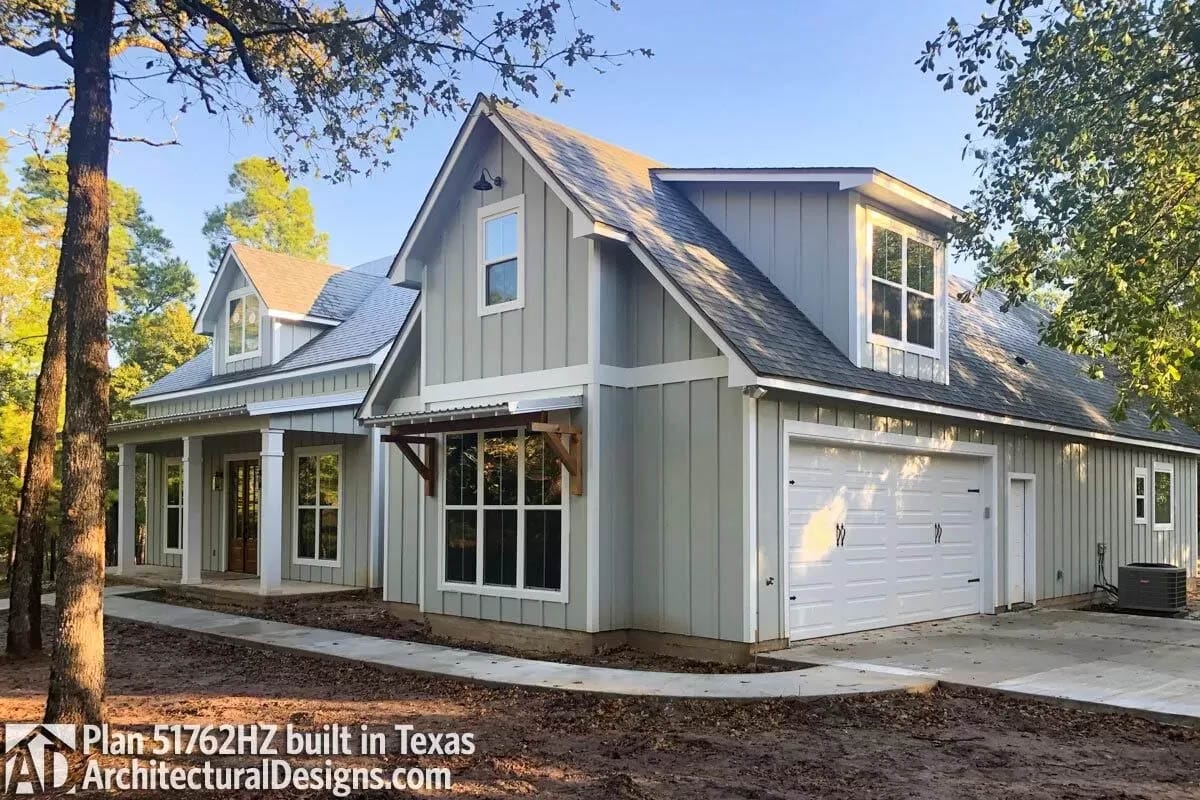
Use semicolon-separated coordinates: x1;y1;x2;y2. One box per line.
143;366;373;418
753;392;1199;642
416;127;588;386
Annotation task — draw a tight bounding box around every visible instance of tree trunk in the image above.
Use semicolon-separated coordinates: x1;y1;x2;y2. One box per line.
6;264;67;657
44;0;114;726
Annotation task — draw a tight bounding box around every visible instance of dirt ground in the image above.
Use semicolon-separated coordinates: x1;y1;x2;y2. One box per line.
131;588;788;673
2;609;1199;798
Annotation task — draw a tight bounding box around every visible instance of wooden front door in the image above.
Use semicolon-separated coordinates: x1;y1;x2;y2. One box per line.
227;459;260;574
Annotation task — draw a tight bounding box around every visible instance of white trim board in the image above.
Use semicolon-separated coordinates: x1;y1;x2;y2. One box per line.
595;357;728;389
358;301;424;420
759;377;1200;457
246;391;366;417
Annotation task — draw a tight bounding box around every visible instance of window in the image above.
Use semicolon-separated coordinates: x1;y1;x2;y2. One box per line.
1134;467;1148;524
294;446;341;566
869;217;939;351
226;288;261;361
164;458;183;554
1153;462;1173;530
442;428;565;598
477;195;524;315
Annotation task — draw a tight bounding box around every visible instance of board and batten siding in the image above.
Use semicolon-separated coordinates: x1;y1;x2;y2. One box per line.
417;127;588;387
384;408;589;630
596;240;719;368
753;392;1199;643
593;378;745;641
141;429;374;586
144;366;374;418
681;184;854;360
273;321;325;363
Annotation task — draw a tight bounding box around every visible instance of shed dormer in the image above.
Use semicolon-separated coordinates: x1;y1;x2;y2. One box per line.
194;244;382;376
657;168;959;385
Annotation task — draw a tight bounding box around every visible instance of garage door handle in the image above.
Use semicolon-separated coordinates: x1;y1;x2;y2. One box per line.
836;523;846;547
934;522;942;544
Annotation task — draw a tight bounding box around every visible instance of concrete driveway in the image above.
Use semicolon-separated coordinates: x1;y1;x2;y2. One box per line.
767;608;1200;724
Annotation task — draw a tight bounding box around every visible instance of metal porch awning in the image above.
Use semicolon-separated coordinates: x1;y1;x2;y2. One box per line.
107;405;248;433
378;395;585;497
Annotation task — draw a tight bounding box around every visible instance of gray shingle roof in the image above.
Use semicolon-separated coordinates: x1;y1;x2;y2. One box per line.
493;102;1200;449
134;280;418;401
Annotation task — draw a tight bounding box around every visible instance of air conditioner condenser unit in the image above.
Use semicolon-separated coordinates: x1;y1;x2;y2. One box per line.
1117;562;1187;614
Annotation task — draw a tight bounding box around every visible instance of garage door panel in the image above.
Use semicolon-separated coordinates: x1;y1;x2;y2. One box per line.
787;440;985;642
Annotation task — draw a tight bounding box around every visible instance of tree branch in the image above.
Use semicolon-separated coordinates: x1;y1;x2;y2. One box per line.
8;38;74;67
111;134;180;146
0;79;71;92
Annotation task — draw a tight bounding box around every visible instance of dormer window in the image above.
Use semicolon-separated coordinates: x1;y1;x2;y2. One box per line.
477;195;525;316
226;288;261;361
868;213;940;352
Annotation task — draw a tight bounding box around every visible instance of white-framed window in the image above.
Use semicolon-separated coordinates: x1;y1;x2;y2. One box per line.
868;211;941;354
293;445;341;567
441;428;567;601
1153;461;1174;531
477;195;525;316
1133;466;1148;525
226;287;262;362
164;457;183;554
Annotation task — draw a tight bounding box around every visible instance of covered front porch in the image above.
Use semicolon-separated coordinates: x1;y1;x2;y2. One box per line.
107;564;362;602
107;404;383;597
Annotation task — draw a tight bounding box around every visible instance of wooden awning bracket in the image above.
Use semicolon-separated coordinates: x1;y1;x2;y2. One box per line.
384;434;437;496
530;421;584;496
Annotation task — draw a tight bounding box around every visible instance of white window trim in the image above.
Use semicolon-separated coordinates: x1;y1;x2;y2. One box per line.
163;457;183;555
437;428;569;602
865;209;943;359
1152;461;1174;531
292;444;343;568
225;286;263;364
1133;466;1148;525
476;195;525;317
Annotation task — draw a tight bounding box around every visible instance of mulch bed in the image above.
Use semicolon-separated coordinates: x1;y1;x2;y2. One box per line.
2;607;1198;798
128;587;791;674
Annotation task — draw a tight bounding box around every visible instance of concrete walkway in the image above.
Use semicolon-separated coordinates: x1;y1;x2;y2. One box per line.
769;608;1200;723
64;588;928;700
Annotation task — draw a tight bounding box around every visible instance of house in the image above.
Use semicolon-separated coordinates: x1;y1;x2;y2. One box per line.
357;96;1200;661
107;245;417;596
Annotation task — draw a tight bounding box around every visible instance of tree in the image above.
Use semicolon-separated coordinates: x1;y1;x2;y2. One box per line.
203;157;328;270
4;152;202;658
919;0;1200;426
1;0;644;724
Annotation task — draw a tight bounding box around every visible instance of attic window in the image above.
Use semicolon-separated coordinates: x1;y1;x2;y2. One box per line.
226;288;261;362
869;219;940;352
477;195;525;316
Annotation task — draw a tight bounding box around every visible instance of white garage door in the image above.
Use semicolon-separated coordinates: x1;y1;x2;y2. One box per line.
787;441;985;641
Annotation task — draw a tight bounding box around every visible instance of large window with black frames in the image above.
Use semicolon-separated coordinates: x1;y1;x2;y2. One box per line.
443;429;565;597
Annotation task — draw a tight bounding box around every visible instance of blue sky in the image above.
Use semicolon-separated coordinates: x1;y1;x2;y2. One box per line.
0;1;981;294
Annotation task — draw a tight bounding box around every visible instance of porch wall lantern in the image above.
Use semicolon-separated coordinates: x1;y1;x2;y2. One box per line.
211;471;223;492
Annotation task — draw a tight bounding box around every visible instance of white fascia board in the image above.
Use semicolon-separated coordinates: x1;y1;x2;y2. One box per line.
266;310;340;326
595;356;728;388
390;104;485;280
759;376;1200;457
246;390;366;417
131;354;382;406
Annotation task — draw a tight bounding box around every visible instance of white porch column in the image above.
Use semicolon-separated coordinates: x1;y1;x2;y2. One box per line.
181;436;204;585
259;428;285;595
112;443;137;575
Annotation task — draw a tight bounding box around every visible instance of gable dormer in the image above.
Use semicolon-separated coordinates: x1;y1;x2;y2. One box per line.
658;168;958;385
195;245;381;377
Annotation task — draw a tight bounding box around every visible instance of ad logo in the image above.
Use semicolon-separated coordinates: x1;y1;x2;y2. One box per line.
3;724;75;795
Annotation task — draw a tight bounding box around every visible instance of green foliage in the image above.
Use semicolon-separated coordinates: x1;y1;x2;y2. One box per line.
920;0;1200;427
202;157;329;269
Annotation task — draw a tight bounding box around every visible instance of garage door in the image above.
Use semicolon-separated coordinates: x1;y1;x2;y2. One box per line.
787;441;985;640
